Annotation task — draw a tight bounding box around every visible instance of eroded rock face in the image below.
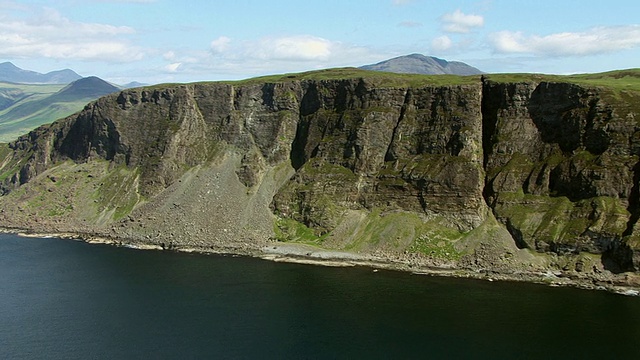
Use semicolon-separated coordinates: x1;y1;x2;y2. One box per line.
273;81;486;234
1;74;640;272
482;80;640;270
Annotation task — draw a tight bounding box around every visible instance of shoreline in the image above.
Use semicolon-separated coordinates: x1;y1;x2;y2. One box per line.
2;227;640;297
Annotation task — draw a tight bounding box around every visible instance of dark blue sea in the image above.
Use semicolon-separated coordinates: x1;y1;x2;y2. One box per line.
1;233;639;359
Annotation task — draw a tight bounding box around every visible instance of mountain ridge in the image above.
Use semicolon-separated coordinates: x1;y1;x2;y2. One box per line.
55;76;120;99
0;62;82;84
360;54;483;75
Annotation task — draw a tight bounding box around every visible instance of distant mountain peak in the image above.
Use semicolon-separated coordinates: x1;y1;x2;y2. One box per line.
0;62;21;71
0;62;82;84
360;54;483;76
56;76;120;98
122;81;148;89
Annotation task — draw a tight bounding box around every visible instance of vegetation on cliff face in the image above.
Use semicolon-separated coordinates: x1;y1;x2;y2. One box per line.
1;67;640;278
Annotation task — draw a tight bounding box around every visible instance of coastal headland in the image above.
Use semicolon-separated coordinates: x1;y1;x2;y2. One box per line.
2;68;640;294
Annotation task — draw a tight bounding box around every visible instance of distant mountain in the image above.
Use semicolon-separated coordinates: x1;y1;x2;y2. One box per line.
55;76;120;99
0;62;82;84
360;54;483;76
0;76;120;142
122;81;148;89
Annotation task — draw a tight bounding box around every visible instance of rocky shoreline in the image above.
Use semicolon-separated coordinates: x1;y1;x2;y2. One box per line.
3;226;639;297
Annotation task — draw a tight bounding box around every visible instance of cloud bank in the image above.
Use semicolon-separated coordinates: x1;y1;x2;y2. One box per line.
490;25;640;56
0;7;144;62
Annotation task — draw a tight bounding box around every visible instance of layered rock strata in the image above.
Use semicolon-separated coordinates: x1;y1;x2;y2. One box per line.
1;70;639;277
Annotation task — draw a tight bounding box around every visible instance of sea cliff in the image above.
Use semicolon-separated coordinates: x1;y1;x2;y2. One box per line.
2;68;640;289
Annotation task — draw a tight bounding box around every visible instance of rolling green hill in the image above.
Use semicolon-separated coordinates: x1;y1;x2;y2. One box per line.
0;82;64;111
0;77;120;143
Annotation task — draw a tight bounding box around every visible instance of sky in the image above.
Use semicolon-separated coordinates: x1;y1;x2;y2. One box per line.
1;0;639;85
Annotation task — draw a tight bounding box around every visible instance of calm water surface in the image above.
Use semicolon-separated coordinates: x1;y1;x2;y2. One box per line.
1;233;640;359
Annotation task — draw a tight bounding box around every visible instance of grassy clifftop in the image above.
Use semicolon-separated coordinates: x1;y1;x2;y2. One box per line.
229;67;640;90
485;68;640;91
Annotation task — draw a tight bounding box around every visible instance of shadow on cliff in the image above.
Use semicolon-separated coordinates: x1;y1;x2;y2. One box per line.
527;82;609;155
290;83;321;170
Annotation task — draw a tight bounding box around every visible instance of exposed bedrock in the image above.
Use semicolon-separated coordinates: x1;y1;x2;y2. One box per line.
1;73;640;272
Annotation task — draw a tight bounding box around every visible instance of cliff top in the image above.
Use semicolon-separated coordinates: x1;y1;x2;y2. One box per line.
485;68;640;91
192;68;481;88
143;67;640;93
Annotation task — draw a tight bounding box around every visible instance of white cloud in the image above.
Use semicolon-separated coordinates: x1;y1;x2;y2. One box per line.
210;36;231;54
489;32;529;53
0;7;144;62
251;35;332;61
164;62;182;72
489;26;640;56
441;9;484;33
431;35;453;52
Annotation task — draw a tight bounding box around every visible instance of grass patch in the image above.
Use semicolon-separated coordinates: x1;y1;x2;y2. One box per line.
0;153;30;182
338;209;464;260
47;204;73;217
0;143;11;161
409;233;462;260
93;165;141;220
274;217;328;245
300;158;357;181
409;219;464;260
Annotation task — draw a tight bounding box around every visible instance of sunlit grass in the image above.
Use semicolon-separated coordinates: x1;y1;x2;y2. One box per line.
485;68;640;91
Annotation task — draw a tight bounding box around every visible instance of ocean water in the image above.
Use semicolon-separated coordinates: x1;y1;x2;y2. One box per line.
1;233;639;359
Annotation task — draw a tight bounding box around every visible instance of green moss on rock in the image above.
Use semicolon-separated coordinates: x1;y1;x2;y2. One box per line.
495;191;629;252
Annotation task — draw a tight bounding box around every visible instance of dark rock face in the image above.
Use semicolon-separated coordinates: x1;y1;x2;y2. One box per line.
482;79;640;270
273;80;485;235
1;73;640;273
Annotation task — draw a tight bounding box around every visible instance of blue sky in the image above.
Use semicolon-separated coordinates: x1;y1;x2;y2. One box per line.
1;0;639;84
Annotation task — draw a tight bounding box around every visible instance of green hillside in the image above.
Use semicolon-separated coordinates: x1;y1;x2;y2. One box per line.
0;82;64;110
0;77;119;143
